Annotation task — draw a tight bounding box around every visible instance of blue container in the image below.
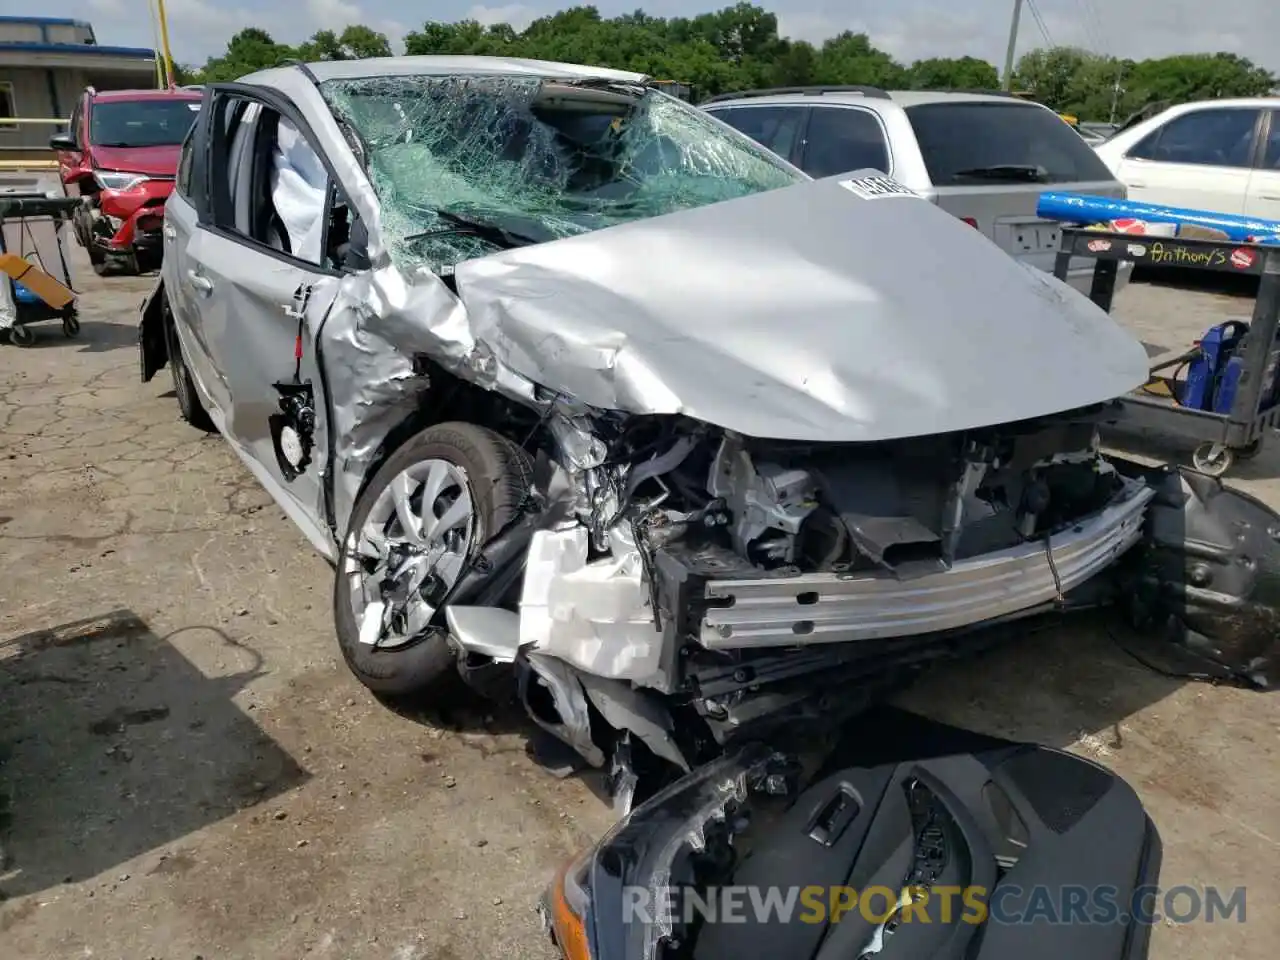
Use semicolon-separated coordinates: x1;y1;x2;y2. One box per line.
1183;321;1248;411
1037;193;1280;244
11;280;40;304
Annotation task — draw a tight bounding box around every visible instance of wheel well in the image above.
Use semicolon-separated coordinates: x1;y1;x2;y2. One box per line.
356;356;549;501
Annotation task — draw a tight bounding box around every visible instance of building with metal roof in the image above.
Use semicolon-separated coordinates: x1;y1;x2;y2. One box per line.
1;17;158;161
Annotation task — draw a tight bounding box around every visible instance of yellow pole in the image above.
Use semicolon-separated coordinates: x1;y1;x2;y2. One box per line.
147;0;165;88
155;0;176;90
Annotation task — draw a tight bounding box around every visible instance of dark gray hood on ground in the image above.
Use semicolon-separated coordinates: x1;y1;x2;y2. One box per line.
455;175;1149;441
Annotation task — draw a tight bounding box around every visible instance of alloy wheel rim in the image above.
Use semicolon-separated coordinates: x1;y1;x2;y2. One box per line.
345;458;475;649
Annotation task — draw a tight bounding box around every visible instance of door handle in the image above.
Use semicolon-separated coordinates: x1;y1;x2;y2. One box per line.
1259;194;1280;201
163;223;176;240
1128;181;1147;188
186;269;213;294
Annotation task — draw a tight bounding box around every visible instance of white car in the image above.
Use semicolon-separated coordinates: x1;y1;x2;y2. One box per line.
1093;98;1280;220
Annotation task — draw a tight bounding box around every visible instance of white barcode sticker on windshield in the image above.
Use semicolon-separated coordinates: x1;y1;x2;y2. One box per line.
838;175;919;200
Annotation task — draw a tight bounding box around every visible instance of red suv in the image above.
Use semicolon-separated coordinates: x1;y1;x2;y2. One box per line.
51;87;202;274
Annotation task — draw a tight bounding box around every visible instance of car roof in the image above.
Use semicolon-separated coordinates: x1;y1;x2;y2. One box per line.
886;90;1047;107
241;55;648;87
90;88;202;102
704;88;1053;110
1158;96;1280;112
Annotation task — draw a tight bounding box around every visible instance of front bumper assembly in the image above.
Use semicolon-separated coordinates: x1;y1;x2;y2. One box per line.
696;482;1153;649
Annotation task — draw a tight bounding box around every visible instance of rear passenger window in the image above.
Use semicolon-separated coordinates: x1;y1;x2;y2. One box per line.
801;107;889;178
905;102;1114;185
1129;108;1261;168
710;106;805;162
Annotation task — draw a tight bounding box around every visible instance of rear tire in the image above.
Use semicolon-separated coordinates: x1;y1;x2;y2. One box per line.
334;423;532;697
164;311;214;432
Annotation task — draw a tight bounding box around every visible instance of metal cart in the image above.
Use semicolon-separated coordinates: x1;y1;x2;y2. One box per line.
1054;227;1280;477
0;194;81;347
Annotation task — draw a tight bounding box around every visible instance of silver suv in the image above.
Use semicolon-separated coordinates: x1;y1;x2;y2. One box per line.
703;86;1132;296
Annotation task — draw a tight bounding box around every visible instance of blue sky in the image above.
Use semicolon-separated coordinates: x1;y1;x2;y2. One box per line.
40;0;1280;72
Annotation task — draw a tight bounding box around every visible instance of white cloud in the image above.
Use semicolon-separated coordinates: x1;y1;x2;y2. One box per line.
87;0;128;15
307;0;365;31
465;4;539;31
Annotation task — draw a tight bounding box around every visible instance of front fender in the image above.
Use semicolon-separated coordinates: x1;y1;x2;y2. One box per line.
138;280;168;383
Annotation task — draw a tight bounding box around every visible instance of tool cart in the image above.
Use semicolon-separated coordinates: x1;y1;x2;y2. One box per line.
0;193;81;347
1054;227;1280;477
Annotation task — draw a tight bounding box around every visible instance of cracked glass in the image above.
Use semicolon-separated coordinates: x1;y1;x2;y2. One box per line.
320;74;803;274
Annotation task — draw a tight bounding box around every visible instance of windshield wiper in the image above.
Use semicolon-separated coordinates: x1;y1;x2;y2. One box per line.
950;164;1050;183
404;209;540;250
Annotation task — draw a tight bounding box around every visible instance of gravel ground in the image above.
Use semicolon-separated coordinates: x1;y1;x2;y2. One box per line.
1;252;1276;959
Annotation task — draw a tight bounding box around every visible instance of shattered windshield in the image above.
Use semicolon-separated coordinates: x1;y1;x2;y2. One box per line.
320;74;803;273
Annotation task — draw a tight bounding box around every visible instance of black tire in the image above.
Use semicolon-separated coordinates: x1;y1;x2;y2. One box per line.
87;244;108;275
164;311;215;432
334;422;533;697
1236;438;1263;461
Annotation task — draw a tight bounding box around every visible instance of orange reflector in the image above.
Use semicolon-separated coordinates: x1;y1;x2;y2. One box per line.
550;859;593;960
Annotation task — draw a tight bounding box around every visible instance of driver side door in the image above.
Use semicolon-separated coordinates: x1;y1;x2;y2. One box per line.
184;84;353;555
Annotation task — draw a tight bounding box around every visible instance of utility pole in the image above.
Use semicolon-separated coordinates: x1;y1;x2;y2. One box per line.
1109;66;1124;124
1002;0;1024;91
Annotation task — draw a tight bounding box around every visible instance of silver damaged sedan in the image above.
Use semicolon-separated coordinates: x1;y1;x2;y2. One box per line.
139;56;1280;804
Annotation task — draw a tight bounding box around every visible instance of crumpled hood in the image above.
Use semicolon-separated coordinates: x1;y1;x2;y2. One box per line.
454;175;1150;441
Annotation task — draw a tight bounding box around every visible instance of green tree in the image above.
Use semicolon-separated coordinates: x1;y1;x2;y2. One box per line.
908;56;999;91
1013;46;1091;109
188;7;1278;119
1127;53;1276;104
813;32;908;88
196;27;296;82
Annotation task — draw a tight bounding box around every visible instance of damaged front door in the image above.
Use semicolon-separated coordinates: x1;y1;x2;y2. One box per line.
191;86;345;555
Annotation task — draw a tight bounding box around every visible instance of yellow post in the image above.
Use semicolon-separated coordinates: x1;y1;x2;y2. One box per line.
155;0;176;90
147;0;166;88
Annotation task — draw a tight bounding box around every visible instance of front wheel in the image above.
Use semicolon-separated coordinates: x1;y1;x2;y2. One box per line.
334;422;533;697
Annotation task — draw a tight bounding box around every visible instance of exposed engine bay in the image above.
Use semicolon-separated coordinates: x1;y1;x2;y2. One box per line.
588;407;1126;576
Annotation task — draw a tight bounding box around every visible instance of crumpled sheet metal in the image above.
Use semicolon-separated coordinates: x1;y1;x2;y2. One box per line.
455;174;1153;443
518;524;666;687
317;261;544;534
